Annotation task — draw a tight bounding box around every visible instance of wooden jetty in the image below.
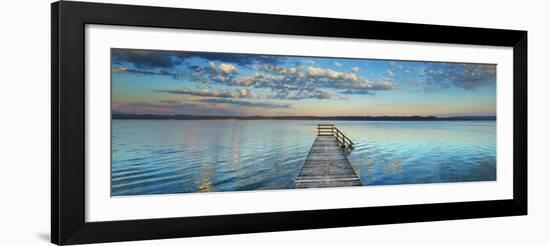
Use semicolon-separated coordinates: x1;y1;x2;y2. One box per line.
294;124;362;189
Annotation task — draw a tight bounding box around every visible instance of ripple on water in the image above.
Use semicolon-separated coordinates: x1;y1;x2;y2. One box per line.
112;120;496;195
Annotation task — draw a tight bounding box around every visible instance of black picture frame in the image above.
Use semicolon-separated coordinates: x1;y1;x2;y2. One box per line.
51;1;527;245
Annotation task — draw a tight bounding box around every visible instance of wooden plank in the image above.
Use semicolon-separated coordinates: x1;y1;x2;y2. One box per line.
294;135;362;189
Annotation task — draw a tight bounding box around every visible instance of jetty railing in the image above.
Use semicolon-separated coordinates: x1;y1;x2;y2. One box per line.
317;124;355;150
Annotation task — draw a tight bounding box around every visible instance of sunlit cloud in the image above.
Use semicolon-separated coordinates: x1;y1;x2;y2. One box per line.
307;66;326;76
112;66;128;73
217;63;238;74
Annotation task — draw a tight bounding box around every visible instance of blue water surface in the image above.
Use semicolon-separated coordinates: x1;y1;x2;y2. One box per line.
111;120;496;196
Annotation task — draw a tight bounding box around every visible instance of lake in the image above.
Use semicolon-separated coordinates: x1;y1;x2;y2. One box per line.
111;120;496;196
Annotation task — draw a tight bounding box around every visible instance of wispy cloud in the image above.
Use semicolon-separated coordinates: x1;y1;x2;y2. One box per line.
157;97;184;104
191;97;291;109
268;89;348;100
155;87;254;99
112;66;128;73
112;100;237;115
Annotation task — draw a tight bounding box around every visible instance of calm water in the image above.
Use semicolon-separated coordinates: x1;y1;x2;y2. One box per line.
112;120;496;196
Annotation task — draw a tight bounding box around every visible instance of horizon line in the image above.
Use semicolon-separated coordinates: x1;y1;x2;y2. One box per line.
112;113;497;118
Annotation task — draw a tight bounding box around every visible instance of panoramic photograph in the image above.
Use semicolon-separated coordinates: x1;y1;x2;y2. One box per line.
111;48;497;196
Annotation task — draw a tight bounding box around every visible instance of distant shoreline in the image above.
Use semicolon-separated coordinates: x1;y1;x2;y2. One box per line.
112;114;496;121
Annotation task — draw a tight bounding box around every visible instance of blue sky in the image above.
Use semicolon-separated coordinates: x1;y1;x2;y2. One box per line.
111;48;496;117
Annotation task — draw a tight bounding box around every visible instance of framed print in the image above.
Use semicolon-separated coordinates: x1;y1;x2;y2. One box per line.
51;1;527;245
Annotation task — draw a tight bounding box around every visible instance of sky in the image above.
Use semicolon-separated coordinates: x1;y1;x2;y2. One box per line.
111;48;496;117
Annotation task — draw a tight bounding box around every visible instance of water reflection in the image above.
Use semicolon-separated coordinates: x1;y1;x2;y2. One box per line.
383;158;401;176
198;162;213;192
112;120;496;196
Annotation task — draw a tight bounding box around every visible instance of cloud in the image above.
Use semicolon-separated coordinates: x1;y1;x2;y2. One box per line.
112;99;240;115
112;66;128;73
306;66;357;81
218;64;398;98
112;48;284;70
300;66;396;93
155;87;254;99
112;50;498;117
114;68;177;77
307;66;326;76
345;78;399;91
450;64;496;89
192;97;290;109
219;63;238;74
117;91;288;116
157;97;184;104
386;61;496;90
114;49;400;100
257;64;297;75
112;49;179;69
420;63;496;90
269;89;348;100
326;69;343;79
341;89;375;95
187;53;283;67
